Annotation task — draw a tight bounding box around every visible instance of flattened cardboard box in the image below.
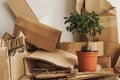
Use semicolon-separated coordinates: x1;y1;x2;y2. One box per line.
13;17;62;51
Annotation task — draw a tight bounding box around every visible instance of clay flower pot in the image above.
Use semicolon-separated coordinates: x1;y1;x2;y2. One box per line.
76;51;98;72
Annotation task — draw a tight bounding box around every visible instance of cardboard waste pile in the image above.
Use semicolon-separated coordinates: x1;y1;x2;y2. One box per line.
0;16;117;80
14;17;78;80
0;0;119;80
0;16;78;80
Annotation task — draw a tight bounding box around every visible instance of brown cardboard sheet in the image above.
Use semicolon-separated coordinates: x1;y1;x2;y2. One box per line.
98;56;111;68
104;42;120;67
116;56;120;67
24;49;77;75
59;42;104;56
76;0;113;14
13;17;62;51
7;0;38;21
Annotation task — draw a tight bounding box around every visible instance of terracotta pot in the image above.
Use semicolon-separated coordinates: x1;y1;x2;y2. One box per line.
76;51;98;72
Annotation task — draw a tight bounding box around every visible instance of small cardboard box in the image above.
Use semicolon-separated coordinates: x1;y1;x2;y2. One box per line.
13;17;62;51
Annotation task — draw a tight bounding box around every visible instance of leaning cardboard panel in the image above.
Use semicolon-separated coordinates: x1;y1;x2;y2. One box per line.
13;17;62;51
7;0;38;21
59;42;104;56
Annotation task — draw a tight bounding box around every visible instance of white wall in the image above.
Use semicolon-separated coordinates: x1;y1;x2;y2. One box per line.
0;0;15;38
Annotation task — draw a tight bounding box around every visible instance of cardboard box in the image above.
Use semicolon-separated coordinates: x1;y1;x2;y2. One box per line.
7;0;38;21
24;49;77;75
13;17;62;51
59;42;104;56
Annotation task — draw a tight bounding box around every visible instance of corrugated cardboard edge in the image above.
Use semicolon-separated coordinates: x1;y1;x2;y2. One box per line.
7;0;38;21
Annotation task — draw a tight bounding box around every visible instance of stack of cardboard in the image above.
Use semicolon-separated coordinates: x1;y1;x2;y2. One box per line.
6;0;120;80
0;32;29;80
12;17;77;80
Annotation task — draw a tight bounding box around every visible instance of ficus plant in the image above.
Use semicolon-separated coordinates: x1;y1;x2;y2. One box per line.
64;11;104;52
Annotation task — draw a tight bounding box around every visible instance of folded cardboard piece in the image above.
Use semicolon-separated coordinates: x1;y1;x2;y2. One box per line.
13;17;62;51
60;42;104;56
24;49;77;75
76;0;113;14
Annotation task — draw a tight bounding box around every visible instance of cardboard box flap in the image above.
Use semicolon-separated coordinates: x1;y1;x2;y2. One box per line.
25;49;77;69
13;17;62;51
76;0;113;14
100;8;116;16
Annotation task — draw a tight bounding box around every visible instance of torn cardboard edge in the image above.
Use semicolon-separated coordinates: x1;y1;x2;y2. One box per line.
13;17;62;51
2;32;26;56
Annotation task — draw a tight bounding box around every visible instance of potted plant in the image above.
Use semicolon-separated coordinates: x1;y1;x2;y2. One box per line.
64;11;104;72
